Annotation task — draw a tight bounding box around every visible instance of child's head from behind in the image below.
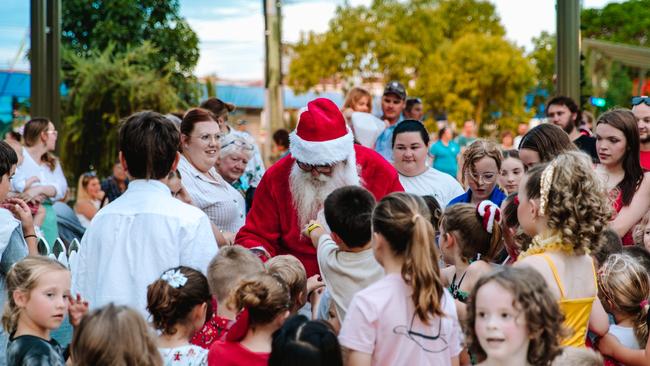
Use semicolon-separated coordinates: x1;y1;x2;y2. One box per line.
269;315;343;366
592;229;622;268
551;347;604;366
2;256;69;335
517;151;610;254
71;303;162;366
623;245;650;272
119;111;180;180
421;195;442;232
342;87;372;114
461;139;503;202
265;255;307;313
208;245;264;303
146;266;211;336
372;192;444;322
440;201;502;264
598;253;650;346
633;210;650;251
465;266;564;365
229;272;290;329
324;186;376;249
0;141;18;200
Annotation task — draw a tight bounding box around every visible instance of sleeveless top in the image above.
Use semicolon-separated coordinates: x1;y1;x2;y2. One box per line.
611;189;634;245
537;253;597;347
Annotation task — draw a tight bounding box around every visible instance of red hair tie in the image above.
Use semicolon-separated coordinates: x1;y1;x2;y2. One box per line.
477;200;501;234
513;195;519;206
225;307;250;342
641;299;649;309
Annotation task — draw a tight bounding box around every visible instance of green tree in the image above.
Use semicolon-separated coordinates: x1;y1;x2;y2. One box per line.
61;43;180;180
581;0;650;46
416;34;535;133
529;31;556;96
62;0;200;105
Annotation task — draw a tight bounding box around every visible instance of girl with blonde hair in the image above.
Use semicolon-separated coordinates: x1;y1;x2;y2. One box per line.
449;139;506;207
339;192;462;366
74;172;105;227
515;151;611;347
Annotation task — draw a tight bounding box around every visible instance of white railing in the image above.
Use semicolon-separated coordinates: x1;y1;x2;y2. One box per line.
36;236;80;273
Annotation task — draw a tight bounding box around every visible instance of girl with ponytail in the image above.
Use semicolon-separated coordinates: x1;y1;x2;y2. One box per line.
208;272;290;366
439;201;502;318
339;192;462;366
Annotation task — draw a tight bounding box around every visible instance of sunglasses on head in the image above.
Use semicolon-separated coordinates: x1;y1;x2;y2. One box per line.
632;96;650;106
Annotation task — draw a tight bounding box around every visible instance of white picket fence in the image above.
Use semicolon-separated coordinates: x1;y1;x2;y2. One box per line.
36;236;80;273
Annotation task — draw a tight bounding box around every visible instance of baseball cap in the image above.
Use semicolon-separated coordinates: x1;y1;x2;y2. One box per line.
383;81;406;100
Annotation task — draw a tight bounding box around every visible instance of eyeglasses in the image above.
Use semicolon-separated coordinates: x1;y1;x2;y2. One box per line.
191;133;224;144
468;170;498;184
632;96;650;106
296;161;333;174
221;139;254;151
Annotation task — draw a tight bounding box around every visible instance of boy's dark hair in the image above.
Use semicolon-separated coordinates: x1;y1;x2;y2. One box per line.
0;141;18;179
392;120;429;148
593;229;622;266
623;246;650;273
324;186;376;248
269;315;343;366
119;111;180;180
272;129;290;149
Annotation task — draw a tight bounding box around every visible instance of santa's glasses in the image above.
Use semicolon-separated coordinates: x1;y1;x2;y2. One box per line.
296;161;333;174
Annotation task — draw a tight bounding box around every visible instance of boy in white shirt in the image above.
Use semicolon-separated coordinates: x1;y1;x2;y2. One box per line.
305;186;383;321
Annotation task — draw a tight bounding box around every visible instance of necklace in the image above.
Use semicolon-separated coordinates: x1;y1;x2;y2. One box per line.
517;232;584;261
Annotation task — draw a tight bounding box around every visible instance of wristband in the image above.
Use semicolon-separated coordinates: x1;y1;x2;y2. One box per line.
24;235;37;240
306;223;321;236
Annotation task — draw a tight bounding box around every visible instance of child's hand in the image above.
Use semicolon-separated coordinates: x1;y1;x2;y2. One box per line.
24;176;40;189
3;198;34;230
307;274;325;295
303;220;325;243
68;294;89;327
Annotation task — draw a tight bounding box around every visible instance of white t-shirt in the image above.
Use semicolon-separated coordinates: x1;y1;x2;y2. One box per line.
339;274;462;366
399;168;464;209
316;235;384;320
609;324;641;349
159;345;208;366
13;147;68;200
72;180;218;317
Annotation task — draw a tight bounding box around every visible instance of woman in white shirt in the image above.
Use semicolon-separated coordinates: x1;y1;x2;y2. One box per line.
13;118;68;246
392;120;464;209
177;108;245;246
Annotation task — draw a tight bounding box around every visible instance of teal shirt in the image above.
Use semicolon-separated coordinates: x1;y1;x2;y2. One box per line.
429;140;460;178
454;135;476;148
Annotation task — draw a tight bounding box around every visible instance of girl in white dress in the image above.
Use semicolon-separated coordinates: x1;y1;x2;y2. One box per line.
147;266;212;366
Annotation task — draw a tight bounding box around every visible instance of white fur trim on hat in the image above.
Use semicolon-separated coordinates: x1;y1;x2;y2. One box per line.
289;129;355;165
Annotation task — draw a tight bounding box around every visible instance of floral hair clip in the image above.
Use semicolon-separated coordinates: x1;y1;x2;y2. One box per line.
161;269;188;288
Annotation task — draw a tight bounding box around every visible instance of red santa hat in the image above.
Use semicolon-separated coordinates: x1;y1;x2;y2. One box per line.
289;98;355;165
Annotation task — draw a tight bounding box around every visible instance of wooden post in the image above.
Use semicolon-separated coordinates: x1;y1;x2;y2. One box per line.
556;0;581;101
263;0;284;165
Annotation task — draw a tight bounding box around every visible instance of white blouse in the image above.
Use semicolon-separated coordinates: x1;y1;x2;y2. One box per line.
177;155;245;233
13;147;68;200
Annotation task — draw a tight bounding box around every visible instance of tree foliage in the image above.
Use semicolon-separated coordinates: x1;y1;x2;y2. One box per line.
60;43;180;180
286;0;531;132
62;0;200;104
529;31;556;96
581;0;650;47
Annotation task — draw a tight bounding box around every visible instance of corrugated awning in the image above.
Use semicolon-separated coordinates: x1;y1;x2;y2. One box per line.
582;38;650;70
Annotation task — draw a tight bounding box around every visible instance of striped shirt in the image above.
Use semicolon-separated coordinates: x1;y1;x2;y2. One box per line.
178;155;245;233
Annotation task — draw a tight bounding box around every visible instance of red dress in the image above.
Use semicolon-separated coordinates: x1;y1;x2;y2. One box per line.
611;189;634;245
191;299;234;349
235;145;403;277
207;341;269;366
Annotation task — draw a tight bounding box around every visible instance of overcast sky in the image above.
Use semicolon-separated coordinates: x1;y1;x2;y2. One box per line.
0;0;619;80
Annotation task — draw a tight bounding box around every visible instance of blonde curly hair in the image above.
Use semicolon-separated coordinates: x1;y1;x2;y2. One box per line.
523;151;612;254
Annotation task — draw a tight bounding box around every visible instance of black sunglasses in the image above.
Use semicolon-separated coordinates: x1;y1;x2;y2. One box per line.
632;96;650;106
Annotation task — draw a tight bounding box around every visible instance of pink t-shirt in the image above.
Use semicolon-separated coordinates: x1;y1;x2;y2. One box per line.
339;274;462;366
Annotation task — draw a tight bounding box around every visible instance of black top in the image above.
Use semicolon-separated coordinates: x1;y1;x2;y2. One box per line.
573;135;599;163
6;335;66;366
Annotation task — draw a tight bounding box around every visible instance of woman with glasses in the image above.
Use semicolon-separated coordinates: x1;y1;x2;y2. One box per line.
392;120;463;209
177;108;245;246
448;140;506;207
12;118;68;246
74;172;105;228
216;135;255;209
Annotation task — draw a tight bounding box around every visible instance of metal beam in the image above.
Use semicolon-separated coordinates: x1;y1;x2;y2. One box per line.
30;0;60;129
556;0;580;101
30;0;46;117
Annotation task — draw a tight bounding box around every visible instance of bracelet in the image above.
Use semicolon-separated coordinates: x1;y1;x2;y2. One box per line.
306;223;321;236
24;235;37;240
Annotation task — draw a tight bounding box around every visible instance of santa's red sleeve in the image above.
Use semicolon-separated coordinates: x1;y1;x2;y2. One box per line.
234;168;281;260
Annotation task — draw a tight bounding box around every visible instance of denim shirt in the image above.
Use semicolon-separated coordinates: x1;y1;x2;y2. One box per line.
374;119;402;162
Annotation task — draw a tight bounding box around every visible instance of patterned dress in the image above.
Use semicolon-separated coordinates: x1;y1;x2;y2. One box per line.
159;344;208;366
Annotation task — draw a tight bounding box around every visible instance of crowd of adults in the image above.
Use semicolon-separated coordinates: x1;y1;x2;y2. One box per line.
1;82;650;365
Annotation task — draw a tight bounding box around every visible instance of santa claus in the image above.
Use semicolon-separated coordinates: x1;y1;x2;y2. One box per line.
235;98;403;276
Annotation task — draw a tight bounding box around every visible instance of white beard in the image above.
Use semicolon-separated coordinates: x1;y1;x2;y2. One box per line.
289;157;361;229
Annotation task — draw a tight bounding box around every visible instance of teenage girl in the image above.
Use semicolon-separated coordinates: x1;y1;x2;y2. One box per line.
449;140;506;207
208;272;291;366
147;266;212;365
3;256;88;366
515;151;611;346
339;192;462;366
439;201;502;318
465;266;564;365
498;150;524;194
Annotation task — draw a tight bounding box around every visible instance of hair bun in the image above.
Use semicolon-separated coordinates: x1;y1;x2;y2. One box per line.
477;200;500;234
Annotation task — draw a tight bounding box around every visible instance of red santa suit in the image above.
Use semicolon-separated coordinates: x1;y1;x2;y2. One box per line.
235;98;403;276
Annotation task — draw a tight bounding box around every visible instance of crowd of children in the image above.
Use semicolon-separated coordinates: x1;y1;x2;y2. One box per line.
1;94;650;366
